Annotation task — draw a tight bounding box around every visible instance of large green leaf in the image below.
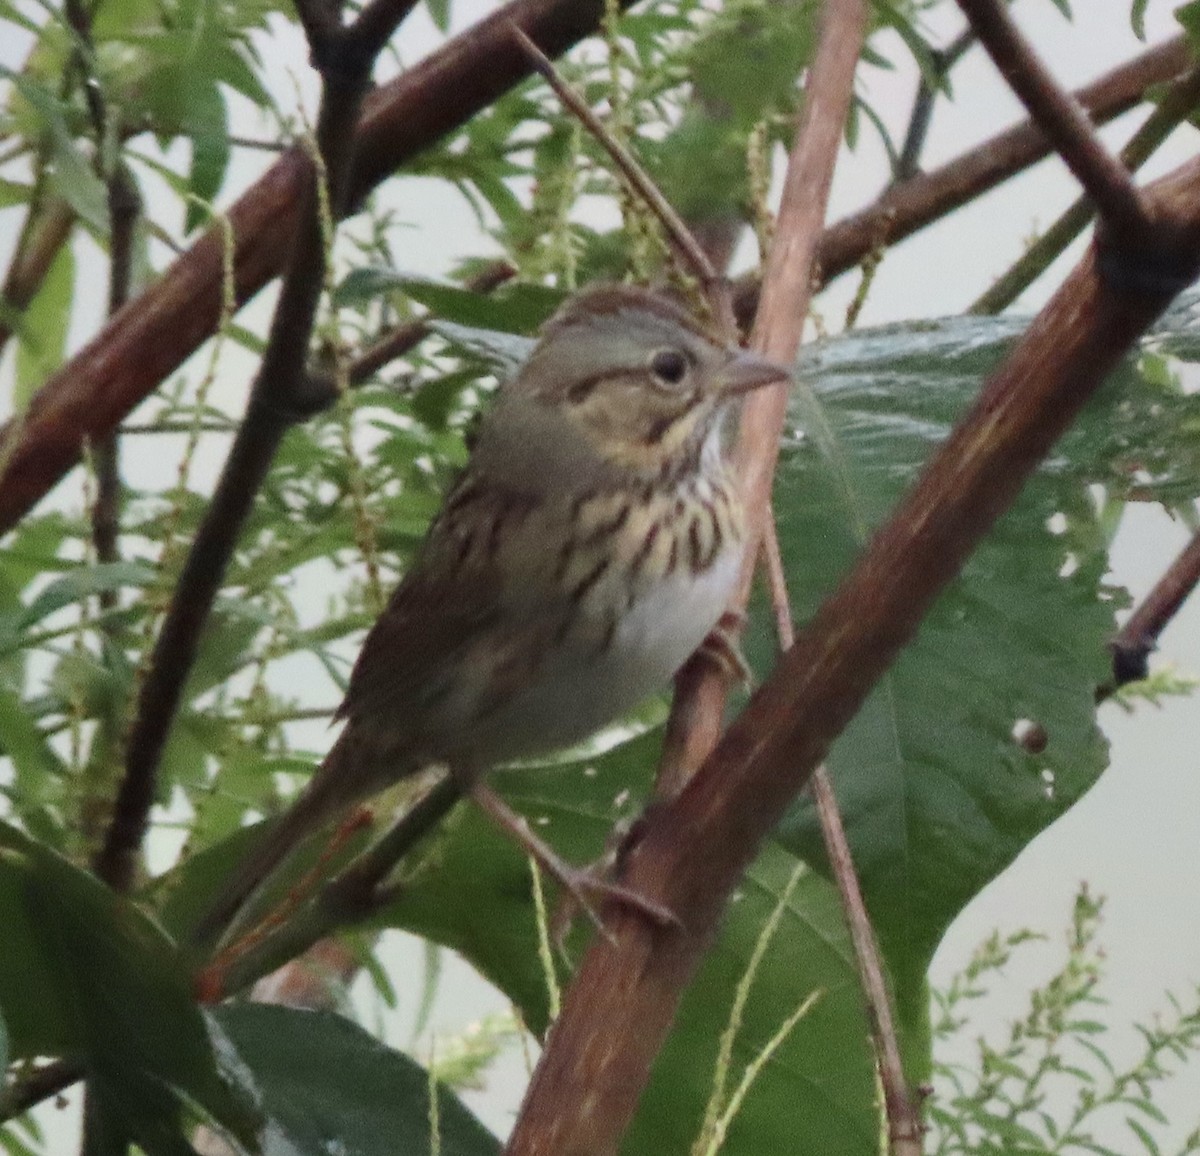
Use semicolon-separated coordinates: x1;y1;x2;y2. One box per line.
0;822;257;1150
211;1004;500;1156
762;315;1200;1033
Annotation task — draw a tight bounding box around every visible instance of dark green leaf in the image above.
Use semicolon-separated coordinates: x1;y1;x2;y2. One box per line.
1178;0;1200;42
184;82;230;234
5;561;155;641
212;1003;500;1156
762;314;1200;1027
0;822;258;1148
0;686;67;791
334;268;564;334
2;70;108;232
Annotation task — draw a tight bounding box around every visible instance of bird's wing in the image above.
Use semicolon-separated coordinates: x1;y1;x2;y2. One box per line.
335;479;555;742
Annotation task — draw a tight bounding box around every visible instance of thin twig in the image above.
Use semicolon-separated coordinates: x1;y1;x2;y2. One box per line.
955;0;1147;238
91;169;141;587
761;522;922;1156
655;0;868;798
0;1060;81;1122
0;197;76;357
510;26;731;329
1103;525;1200;694
895;24;977;182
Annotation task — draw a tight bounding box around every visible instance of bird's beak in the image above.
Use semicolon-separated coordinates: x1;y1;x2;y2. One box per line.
718;348;793;396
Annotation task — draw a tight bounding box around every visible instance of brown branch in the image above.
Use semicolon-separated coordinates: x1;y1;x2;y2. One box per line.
503;153;1200;1156
972;63;1200;315
0;27;1182;533
0;1060;81;1122
1105;525;1200;691
727;32;1192;324
656;0;867;800
955;0;1147;237
91;0;416;893
0;0;641;534
762;523;923;1154
504;2;872;1151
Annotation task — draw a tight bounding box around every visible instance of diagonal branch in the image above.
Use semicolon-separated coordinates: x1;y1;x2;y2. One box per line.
972;63;1200;315
730;34;1191;324
504;152;1200;1156
656;0;868;799
954;0;1146;236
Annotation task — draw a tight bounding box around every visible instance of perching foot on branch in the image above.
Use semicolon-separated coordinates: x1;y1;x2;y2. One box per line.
469;781;680;942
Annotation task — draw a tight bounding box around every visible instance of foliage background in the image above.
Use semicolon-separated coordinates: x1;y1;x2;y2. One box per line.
1;0;1199;1151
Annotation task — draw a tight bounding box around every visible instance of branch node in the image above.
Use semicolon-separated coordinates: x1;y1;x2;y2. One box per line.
1095;219;1200;299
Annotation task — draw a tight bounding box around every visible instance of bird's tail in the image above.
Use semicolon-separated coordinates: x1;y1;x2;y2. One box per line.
189;726;391;953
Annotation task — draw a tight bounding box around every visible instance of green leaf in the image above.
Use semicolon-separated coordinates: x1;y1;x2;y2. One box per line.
2;560;155;643
1131;0;1149;38
0;822;258;1148
212;1003;500;1155
334;268;564;334
184;80;230;234
761;314;1200;1029
13;240;75;409
2;70;108;233
0;686;67;792
1178;0;1200;42
424;0;450;32
0;177;32;208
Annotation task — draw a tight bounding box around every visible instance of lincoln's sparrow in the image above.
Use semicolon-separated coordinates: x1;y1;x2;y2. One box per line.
198;283;789;944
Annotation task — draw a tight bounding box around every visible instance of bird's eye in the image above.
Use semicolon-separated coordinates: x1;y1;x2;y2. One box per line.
649;348;689;386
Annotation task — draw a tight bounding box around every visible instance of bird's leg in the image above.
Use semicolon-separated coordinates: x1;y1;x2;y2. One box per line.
695;609;753;688
466;780;680;939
